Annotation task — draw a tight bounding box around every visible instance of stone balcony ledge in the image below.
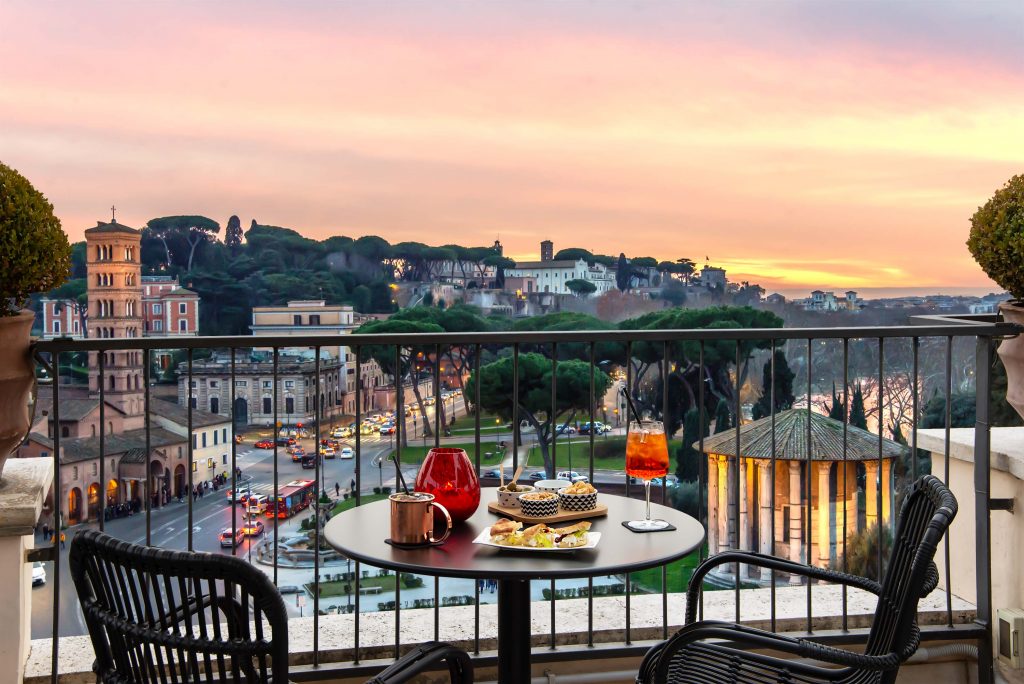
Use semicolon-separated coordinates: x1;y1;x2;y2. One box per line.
26;583;974;683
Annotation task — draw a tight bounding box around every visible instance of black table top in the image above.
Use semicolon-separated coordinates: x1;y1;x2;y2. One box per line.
323;488;706;580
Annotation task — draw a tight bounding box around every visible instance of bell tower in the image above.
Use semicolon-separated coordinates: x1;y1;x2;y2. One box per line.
85;213;145;429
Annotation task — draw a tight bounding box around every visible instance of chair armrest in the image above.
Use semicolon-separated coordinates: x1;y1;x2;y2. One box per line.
368;641;474;684
684;551;881;623
648;621;905;682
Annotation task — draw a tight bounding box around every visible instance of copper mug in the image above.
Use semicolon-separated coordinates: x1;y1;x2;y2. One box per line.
389;492;452;546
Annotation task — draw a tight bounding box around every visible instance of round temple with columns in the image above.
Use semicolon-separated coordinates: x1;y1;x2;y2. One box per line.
699;409;907;584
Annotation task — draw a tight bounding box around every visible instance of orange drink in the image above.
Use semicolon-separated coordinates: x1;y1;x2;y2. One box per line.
624;419;671;530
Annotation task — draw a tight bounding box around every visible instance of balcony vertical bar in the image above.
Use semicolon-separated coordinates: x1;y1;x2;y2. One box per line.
805;338;813;632
697;340;706;621
272;347;279;583
144;347;152;546
661;340;669;639
587;341;595;646
770;340;777;632
734;340;742;622
975;336;995;683
230;348;236;557
434;343;441;450
912;338;920;481
354;347;362;664
550;343;557;650
944;336;953;627
394;344;403;658
313;348;322;666
625;339;633;644
474;343;481;655
50;350;61;684
877;338;884;582
99;350;106;532
187;348;193;549
841;338;849;631
513;343;520;473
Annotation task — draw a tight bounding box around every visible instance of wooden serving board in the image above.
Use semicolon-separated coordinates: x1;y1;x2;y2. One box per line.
487;500;608;525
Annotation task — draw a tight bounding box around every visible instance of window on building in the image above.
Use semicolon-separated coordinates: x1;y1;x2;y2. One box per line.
190;380;197;389
262;380;272;389
210;397;219;414
213;430;218;445
222;454;228;465
222;428;227;442
179;319;187;332
189;396;197;409
235;380;247;388
53;320;60;333
153;303;162;315
153;320;163;332
284;380;294;389
209;380;219;388
293;314;302;325
179;303;187;315
285;397;294;414
305;397;310;412
201;432;207;448
192;435;197;449
309;314;320;325
73;466;78;480
262;397;272;414
61;426;69;437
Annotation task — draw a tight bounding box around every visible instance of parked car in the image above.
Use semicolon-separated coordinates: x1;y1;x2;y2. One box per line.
331;428;344;439
241;519;265;537
579;422;609;435
556;470;589;483
629;475;678;488
32;562;46;586
481;469;502;479
339;447;354;459
556;423;577;435
528;471;547;481
219;528;245;548
254;439;274;449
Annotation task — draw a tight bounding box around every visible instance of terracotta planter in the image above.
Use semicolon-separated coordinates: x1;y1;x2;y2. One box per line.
998;302;1024;421
0;311;36;475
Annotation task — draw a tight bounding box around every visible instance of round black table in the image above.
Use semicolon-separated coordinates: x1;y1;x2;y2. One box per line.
323;488;705;683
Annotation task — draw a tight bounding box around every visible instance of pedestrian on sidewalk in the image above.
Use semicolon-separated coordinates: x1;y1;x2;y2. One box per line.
59;532;66;549
335;482;340;498
42;522;49;540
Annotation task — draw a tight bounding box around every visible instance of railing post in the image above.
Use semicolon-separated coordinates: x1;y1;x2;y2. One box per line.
974;335;994;683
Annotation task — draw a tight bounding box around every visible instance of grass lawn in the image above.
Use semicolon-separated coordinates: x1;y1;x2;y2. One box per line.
386;441;506;466
524;436;683;472
330;493;389;516
629;551;703;593
306;572;423;597
449;412;500;433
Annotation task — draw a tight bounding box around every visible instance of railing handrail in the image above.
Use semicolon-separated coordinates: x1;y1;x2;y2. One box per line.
32;320;1019;352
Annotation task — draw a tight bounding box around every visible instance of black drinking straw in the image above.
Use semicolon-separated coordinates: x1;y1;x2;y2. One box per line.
389;453;411;494
620;386;643;424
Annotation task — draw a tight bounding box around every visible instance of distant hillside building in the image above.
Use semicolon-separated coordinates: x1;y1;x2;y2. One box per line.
142;276;199;337
507;258;614;296
803;290;861;312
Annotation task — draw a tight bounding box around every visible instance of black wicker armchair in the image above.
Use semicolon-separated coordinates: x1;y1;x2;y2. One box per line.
70;530;473;683
637;474;957;684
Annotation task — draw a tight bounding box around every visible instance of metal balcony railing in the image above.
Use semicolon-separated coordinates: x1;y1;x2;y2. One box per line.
29;316;1017;682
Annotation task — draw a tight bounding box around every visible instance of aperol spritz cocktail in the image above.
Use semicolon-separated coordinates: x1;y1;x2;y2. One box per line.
625;419;670;530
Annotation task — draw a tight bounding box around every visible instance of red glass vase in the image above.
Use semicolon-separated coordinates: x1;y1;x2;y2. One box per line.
414;447;480;524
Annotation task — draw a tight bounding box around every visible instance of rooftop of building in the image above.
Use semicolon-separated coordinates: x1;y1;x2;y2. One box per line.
84;219;140;236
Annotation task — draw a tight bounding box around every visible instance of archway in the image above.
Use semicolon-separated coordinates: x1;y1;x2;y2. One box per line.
151;460;165;507
174;464;186;499
106;479;119;508
87;483;101;521
68;487;82;525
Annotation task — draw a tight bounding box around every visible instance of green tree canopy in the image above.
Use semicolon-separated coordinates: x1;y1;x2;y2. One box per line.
146;215;221;272
467;352;611;476
553;248;594;263
225;215;243;249
849;384;867;429
565;279;596;297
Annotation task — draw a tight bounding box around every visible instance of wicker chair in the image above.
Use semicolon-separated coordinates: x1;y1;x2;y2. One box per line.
637;474;957;684
70;530;473;683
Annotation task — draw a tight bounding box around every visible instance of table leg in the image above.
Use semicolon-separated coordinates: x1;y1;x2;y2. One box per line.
497;578;531;683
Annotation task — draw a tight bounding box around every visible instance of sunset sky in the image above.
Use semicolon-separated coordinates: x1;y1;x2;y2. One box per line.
2;1;1022;292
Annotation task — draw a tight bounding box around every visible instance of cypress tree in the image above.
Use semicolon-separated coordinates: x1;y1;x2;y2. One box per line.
675;407;709;483
713;398;732;434
827;382;845;421
752;350;796;420
849;384;867;429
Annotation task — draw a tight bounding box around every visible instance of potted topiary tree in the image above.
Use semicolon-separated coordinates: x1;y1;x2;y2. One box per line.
967;174;1024;419
0;162;71;473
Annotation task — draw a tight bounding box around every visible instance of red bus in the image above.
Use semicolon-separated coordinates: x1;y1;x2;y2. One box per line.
266;479;316;518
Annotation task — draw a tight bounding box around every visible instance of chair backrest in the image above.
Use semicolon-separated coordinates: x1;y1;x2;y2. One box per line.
864;474;957;662
69;530;289;683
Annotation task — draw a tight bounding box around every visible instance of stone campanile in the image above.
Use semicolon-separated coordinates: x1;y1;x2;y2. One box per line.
85;217;145;430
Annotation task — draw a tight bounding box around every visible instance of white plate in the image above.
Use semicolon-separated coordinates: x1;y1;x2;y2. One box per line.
471;527;601;552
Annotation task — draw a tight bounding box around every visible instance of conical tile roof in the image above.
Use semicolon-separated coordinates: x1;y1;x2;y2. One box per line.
699;409;906;462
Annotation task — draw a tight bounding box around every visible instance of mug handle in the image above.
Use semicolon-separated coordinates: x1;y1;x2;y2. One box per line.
429;502;453;544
